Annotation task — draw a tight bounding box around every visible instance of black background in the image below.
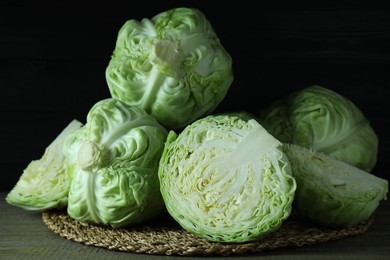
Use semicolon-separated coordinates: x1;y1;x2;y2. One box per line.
1;1;390;191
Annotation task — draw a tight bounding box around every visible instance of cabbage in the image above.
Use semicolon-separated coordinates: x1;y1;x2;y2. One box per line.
258;85;378;172
6;119;83;211
158;114;296;243
283;144;388;228
64;98;168;228
105;7;233;130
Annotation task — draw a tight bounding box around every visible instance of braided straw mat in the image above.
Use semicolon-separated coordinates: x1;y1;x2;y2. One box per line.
42;210;373;256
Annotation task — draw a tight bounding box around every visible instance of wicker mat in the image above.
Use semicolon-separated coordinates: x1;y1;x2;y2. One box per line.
42;210;373;256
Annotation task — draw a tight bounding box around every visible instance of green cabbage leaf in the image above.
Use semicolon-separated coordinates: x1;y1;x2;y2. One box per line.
158;114;296;242
64;98;168;228
283;144;388;228
258;85;378;172
6;119;83;211
105;7;233;129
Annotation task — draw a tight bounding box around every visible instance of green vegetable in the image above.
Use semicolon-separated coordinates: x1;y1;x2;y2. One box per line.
158;114;296;243
258;85;378;172
283;144;388;228
105;7;233;130
6;119;83;211
64;98;168;228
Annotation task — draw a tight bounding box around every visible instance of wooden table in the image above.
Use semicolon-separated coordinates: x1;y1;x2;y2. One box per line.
1;192;389;259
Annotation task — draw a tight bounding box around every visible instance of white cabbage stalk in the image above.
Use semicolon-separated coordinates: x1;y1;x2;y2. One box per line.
105;7;233;129
283;144;388;228
158;115;296;243
6;120;83;211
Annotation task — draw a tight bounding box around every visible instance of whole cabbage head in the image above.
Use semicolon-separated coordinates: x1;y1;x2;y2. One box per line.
6;119;83;211
64;98;168;228
158;114;296;243
258;85;378;172
283;144;388;228
105;7;233;130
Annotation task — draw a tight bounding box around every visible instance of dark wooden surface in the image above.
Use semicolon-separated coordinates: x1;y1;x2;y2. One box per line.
1;192;389;259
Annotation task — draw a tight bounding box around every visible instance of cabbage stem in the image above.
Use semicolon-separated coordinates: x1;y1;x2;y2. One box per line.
153;39;183;66
77;141;107;172
226;120;281;168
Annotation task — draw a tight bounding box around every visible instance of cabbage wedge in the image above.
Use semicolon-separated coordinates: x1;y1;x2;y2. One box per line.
283;144;388;228
158;114;296;243
6;119;83;211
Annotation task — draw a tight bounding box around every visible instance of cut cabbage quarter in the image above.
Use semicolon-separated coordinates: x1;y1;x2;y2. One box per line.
158;115;296;243
283;144;388;228
6;119;83;211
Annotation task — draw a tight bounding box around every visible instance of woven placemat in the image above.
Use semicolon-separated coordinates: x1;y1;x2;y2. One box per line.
42;210;373;256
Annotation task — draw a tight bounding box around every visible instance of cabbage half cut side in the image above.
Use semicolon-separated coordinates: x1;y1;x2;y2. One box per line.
158;116;296;243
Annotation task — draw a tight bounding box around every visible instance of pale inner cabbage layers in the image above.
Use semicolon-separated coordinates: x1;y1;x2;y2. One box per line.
158;115;296;243
6;119;83;211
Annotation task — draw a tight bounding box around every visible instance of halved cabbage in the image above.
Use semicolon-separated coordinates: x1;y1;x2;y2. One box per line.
158;114;296;242
283;143;388;228
6;119;83;211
